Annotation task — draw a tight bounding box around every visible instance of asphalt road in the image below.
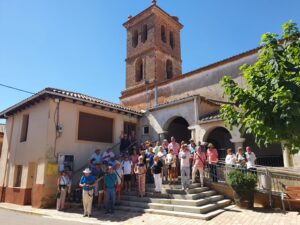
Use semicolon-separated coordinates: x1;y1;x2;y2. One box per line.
0;208;93;225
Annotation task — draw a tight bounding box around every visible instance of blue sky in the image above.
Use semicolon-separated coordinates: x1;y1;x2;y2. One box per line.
1;0;300;122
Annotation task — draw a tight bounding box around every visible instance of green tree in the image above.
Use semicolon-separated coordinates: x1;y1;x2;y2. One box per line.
220;21;300;155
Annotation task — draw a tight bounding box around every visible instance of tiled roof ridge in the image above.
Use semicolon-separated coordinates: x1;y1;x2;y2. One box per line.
0;87;142;118
199;111;221;122
149;94;221;111
44;87;142;114
123;3;183;28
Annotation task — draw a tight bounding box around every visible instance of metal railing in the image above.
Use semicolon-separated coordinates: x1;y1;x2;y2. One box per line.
256;155;284;167
203;161;300;207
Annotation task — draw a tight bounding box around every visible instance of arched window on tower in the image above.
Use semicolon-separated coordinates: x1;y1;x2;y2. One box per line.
135;59;144;82
161;25;166;43
141;24;148;43
132;30;138;48
166;60;173;79
170;31;175;49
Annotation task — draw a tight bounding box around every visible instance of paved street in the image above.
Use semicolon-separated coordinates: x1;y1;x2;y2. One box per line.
0;208;90;225
0;203;300;225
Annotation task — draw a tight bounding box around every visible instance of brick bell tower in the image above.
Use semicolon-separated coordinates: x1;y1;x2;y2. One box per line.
123;0;183;91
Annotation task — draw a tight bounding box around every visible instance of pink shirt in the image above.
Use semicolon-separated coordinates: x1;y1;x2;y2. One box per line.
168;142;180;155
131;154;139;168
194;152;206;168
206;148;218;164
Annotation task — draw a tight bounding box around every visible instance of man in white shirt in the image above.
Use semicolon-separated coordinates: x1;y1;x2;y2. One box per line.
90;149;102;164
245;146;256;169
102;148;115;162
179;144;192;190
121;155;133;192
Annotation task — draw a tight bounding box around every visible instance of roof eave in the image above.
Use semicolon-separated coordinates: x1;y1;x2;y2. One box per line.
123;4;183;29
199;118;222;124
0;90;143;119
45;90;143;117
0;90;47;119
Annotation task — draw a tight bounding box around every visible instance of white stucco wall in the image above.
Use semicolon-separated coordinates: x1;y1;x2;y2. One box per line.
0;98;139;189
0;101;50;188
140;100;195;141
0;118;12;188
50;100;138;171
140;97;220;142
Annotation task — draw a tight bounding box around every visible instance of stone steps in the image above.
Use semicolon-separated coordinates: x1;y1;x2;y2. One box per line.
146;183;202;189
119;199;231;214
114;204;235;221
153;199;231;214
131;186;209;195
66;180;233;220
118;182;232;220
171;190;217;200
121;194;224;206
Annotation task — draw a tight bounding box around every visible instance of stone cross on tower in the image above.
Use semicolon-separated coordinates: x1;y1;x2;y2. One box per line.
152;0;157;5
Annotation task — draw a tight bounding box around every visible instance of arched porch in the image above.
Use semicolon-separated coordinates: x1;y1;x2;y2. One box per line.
164;116;191;143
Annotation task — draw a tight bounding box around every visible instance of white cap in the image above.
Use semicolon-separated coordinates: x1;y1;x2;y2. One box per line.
83;168;91;174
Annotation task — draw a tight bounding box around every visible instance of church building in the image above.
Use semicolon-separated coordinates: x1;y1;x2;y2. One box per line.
120;1;286;165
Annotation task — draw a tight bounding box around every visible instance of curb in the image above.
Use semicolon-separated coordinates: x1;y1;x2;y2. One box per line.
0;204;46;217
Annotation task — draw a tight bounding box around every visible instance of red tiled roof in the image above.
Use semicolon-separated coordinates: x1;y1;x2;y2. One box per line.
0;87;143;118
123;3;183;29
199;111;221;122
149;95;220;111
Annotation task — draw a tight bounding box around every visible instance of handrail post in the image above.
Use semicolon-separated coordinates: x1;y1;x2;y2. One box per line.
265;168;273;208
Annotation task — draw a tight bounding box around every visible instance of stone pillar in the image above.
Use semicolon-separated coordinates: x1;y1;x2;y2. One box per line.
188;124;200;143
281;142;293;167
230;138;245;153
291;152;300;168
158;131;168;142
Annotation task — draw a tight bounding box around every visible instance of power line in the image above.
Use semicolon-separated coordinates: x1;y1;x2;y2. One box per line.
0;83;35;95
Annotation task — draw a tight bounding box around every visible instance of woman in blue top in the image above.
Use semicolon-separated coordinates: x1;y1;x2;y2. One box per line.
79;168;96;217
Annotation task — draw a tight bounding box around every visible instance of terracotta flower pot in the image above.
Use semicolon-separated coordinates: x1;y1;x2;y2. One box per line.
232;190;254;209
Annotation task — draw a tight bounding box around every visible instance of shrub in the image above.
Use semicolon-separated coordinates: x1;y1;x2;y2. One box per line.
227;169;257;193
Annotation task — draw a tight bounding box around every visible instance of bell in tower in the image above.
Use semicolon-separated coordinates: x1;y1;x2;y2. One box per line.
123;2;183;91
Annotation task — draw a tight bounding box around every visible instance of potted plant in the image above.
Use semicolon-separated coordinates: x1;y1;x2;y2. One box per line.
227;169;257;209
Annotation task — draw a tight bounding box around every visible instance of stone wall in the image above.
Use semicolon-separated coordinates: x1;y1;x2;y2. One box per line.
206;181;300;210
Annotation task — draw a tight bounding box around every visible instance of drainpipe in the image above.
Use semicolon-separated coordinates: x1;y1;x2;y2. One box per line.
53;98;61;159
154;81;158;107
0;115;14;201
194;96;199;124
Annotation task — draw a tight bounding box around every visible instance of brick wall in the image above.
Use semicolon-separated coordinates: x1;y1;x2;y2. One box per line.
124;7;182;89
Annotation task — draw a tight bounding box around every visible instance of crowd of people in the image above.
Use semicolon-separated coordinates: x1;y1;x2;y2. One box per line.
225;146;257;170
55;134;257;217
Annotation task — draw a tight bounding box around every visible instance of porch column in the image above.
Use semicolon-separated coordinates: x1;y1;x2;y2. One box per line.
230;138;245;153
188;124;201;144
158;131;168;142
281;142;293;167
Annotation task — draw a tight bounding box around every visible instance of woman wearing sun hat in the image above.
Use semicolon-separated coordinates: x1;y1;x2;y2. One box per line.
79;168;96;217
